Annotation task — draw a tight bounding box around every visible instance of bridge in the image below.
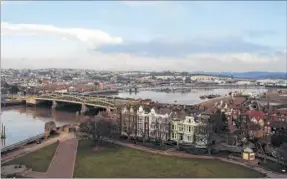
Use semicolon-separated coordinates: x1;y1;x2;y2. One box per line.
5;94;118;113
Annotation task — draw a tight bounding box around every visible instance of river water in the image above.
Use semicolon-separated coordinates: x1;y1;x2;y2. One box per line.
117;88;267;105
1;106;83;146
1;88;268;146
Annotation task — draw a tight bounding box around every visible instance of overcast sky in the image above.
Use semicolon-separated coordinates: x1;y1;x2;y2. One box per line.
1;1;286;72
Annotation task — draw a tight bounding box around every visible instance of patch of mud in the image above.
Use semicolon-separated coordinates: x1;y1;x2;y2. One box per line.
92;147;105;153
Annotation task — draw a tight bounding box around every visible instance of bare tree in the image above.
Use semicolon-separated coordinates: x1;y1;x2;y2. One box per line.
150;117;161;143
159;121;169;146
79;115;114;146
125;113;136;140
141;116;150;143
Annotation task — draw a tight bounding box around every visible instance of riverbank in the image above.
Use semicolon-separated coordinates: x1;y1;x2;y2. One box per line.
1;107;79;147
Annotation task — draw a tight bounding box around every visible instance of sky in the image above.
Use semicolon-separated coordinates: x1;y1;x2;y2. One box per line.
1;1;286;72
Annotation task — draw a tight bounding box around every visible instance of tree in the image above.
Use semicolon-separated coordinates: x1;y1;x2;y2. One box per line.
159;122;168;146
271;133;287;147
125;113;135;140
79;115;114;146
210;110;228;134
139;116;149;143
150;120;159;143
9;85;19;94
206;123;215;155
277;143;287;165
139;128;147;143
184;76;192;84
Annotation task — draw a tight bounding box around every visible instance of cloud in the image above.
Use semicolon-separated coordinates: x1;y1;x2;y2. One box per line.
97;37;272;57
1;21;285;72
2;49;285;72
244;30;277;38
1;22;123;47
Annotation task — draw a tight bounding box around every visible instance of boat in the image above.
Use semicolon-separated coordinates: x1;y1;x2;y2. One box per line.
206;94;220;99
199;95;206;99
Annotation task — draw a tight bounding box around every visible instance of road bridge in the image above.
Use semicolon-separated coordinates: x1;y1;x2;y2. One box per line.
29;94;116;113
5;94;142;107
4;94;139;113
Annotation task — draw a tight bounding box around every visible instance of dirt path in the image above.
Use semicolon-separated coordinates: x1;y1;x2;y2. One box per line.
26;133;78;178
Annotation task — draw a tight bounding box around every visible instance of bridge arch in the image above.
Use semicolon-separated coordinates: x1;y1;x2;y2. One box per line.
35;95;116;109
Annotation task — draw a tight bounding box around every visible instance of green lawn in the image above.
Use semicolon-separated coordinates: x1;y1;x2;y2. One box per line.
3;142;58;172
74;140;265;178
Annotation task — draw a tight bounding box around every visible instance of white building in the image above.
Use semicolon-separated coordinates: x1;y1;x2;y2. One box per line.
121;105;172;142
236;80;252;85
170;113;210;148
120;105;210;148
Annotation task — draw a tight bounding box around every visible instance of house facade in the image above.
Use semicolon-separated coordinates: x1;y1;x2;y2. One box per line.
120;105;172;142
170;113;210;148
137;106;171;142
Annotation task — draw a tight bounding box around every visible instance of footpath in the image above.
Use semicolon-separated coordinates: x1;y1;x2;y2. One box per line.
2;134;65;164
26;133;78;178
106;139;287;178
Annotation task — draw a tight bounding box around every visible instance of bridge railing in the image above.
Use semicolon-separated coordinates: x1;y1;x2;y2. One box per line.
35;95;116;107
1;133;44;153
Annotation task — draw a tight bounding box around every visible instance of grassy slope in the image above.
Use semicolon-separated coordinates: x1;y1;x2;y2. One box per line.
3;142;58;172
74;140;265;178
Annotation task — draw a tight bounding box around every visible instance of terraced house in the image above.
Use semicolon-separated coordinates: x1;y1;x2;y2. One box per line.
120;104;210;148
120;105;172;143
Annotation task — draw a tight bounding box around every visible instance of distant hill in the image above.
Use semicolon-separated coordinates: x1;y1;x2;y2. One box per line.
191;71;286;79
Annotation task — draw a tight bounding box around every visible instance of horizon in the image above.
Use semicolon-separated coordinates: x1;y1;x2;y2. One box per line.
1;68;286;75
1;1;286;72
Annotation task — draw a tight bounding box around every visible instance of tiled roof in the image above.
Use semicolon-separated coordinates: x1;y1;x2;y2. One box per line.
245;110;266;119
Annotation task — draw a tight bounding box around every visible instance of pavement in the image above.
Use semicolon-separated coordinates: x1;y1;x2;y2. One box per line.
26;133;78;178
2;134;62;164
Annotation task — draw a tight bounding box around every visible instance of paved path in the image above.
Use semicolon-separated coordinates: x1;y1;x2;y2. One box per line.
106;139;287;178
26;133;78;178
2;134;65;164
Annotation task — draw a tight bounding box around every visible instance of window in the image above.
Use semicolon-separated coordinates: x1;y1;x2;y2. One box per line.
187;136;192;141
188;126;191;132
172;124;175;130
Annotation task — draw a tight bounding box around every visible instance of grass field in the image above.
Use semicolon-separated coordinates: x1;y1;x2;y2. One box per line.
74;140;265;178
3;142;58;172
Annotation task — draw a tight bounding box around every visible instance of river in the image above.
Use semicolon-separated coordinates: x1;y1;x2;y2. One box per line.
117;88;268;105
1;87;268;147
1;106;84;147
